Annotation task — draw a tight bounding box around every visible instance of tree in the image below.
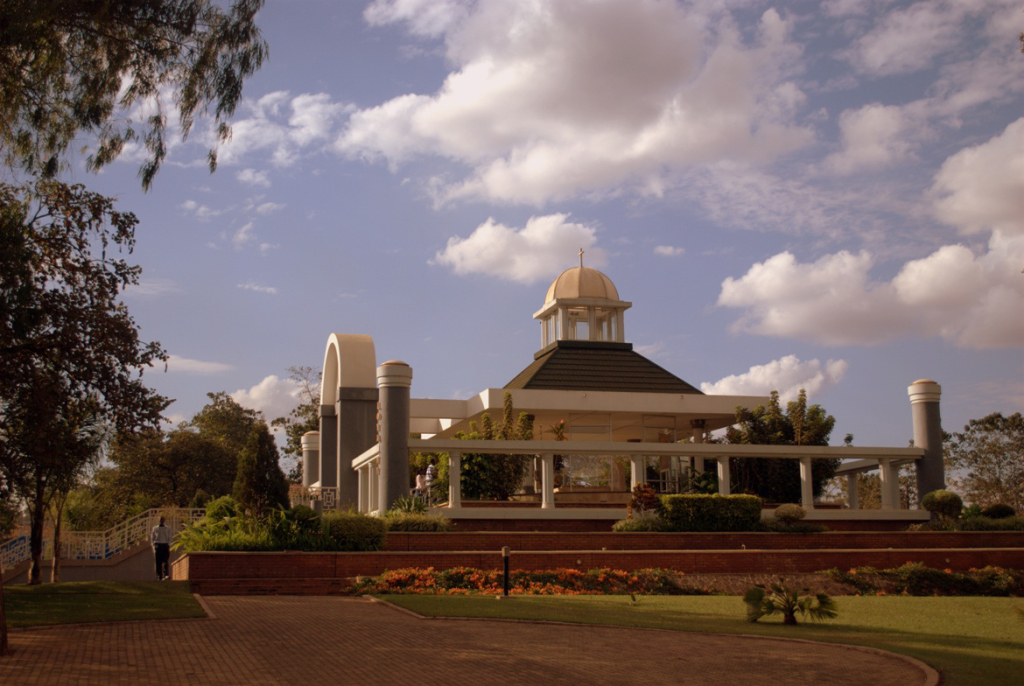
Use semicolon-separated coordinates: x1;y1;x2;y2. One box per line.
0;180;166;590
0;0;267;188
455;392;534;501
945;412;1024;511
725;390;839;503
188;392;262;456
233;423;288;516
271;366;321;483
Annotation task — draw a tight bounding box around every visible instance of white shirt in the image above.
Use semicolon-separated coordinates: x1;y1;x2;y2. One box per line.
152;524;172;546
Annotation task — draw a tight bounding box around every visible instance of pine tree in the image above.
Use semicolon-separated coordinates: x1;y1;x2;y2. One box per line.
233;424;289;516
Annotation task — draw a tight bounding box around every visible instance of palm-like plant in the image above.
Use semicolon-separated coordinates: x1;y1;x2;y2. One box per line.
743;579;838;625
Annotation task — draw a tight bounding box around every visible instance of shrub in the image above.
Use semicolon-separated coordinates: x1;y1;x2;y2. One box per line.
322;511;387;551
388;495;427;515
921;489;963;519
822;564;1024;596
981;503;1016;520
383;513;453;532
956;515;1024;531
629;484;661;515
773;504;806;525
660;494;762;532
613;511;665;532
743;579;837;625
204;495;241;522
352;566;713;596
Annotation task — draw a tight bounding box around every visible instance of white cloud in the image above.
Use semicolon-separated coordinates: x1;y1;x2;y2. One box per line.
231;375;303;422
338;1;812;205
237;281;278;295
255;202;285;215
654;246;685;257
825;103;918;174
432;214;606;284
718;231;1024;349
932;118;1024;236
846;1;971;76
232;222;255;249
701;355;848;402
364;0;468;37
180;199;223;220
164;355;233;375
215;91;349;167
237;168;271;187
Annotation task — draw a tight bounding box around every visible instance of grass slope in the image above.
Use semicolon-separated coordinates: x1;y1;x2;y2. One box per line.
4;581;205;628
382;594;1024;686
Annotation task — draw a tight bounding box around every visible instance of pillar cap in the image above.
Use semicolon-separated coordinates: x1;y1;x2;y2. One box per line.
300;432;320;450
377;360;413;387
908;379;941;404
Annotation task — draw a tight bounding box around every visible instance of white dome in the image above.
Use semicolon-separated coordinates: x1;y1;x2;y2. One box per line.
544;266;620;304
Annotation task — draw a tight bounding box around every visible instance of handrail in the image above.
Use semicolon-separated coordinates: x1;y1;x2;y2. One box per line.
0;507;205;572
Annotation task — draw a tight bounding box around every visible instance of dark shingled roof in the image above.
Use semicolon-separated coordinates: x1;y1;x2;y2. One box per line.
504;340;703;394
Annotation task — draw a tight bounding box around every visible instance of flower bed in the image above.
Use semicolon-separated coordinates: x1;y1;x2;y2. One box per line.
823;563;1024;596
352;566;716;596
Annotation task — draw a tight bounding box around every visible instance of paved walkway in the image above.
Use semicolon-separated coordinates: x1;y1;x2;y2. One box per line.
4;596;935;685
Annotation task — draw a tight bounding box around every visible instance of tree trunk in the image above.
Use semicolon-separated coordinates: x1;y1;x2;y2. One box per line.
29;480;46;585
783;612;798;625
50;515;62;584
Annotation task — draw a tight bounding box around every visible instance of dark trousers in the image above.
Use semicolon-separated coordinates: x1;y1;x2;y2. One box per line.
154;543;170;579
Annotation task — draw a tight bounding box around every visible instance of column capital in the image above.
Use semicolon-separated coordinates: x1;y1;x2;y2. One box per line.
300;432;320;451
377;360;413;388
908;379;941;404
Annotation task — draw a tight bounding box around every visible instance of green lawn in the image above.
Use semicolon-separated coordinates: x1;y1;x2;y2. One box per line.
381;594;1024;686
3;581;206;628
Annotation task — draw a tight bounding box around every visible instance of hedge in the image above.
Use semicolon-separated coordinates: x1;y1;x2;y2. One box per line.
659;494;762;532
321;512;387;551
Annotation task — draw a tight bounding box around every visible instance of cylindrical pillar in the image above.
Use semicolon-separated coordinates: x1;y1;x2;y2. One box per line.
448;451;462;509
799;457;814;509
377;361;412;513
301;431;320;488
908;379;944;501
541;454;555;509
717;458;731;495
318;405;338;491
847;473;859;509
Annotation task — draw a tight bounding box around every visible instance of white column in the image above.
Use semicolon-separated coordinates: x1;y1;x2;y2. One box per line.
879;460;895;510
541;453;555;509
587;306;597;341
369;463;379;513
448;451;461;508
847;473;859;509
559;308;570;340
799;457;814;509
630;456;646;489
540;319;548;348
717;458;731;495
614;310;625;342
358;466;370;512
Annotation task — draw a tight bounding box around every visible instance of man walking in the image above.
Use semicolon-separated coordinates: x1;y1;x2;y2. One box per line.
152;516;172;580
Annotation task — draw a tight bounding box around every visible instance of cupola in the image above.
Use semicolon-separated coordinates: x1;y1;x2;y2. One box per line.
534;252;632;348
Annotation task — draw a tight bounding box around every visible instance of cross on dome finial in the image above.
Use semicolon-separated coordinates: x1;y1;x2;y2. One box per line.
579;247;584;268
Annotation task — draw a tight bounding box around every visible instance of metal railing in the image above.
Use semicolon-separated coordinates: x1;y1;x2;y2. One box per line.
288;485;338;510
1;508;205;572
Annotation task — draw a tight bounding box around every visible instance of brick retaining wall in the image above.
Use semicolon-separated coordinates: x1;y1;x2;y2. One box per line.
386;531;1024;552
176;547;1024;595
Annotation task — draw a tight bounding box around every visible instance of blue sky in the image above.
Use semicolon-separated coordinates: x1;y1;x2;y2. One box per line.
70;0;1022;452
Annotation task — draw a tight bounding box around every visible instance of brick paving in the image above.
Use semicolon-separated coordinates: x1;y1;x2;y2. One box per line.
3;596;935;685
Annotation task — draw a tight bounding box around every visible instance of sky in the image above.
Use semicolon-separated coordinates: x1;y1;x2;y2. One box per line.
67;0;1023;453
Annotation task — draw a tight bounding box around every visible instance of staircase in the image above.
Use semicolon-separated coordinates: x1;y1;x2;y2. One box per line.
1;508;204;584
